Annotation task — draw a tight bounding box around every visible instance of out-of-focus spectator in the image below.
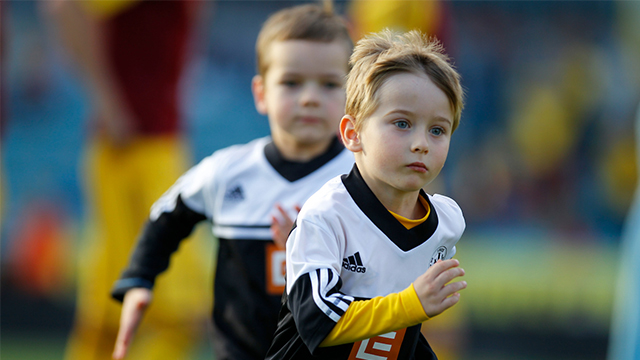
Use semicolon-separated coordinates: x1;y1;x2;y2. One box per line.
347;0;450;43
446;1;638;238
44;1;211;359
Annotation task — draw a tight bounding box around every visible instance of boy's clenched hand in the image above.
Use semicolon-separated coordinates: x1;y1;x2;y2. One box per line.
413;259;466;318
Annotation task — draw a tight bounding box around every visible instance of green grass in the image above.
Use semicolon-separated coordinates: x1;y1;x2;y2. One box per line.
0;332;215;360
1;331;588;360
1;332;68;360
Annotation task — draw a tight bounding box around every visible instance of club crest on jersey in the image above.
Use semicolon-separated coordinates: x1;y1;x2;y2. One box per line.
342;252;366;273
429;246;448;266
224;185;244;201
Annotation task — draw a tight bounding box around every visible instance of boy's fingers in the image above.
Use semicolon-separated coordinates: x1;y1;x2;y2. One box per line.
113;289;151;359
426;259;459;280
271;216;287;249
113;315;136;359
275;203;302;221
435;267;465;287
441;280;467;298
114;305;143;358
275;203;291;221
112;332;128;359
439;292;461;311
271;204;301;249
432;258;459;271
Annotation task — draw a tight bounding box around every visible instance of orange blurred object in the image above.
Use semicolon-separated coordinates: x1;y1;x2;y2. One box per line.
8;204;70;296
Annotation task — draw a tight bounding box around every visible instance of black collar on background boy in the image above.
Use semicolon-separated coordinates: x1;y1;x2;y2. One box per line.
264;136;345;182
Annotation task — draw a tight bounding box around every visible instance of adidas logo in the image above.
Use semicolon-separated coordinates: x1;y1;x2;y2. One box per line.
342;252;366;273
224;185;244;201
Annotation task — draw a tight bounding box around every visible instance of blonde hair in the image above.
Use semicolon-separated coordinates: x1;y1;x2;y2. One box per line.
256;1;353;77
345;29;464;132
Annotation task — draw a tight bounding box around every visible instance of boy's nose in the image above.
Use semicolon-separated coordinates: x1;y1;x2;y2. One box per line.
411;134;429;153
300;84;321;107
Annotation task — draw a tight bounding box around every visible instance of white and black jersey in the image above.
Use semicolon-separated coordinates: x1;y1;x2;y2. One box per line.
266;165;465;360
111;136;354;360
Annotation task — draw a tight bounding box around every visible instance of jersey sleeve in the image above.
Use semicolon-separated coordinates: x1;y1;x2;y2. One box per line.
320;283;429;347
285;217;355;352
149;154;219;221
431;194;466;260
111;155;219;301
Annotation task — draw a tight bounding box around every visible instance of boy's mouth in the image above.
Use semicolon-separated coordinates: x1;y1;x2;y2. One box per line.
407;162;427;173
298;116;323;124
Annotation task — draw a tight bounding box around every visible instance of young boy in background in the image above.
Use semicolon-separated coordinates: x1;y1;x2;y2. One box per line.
266;29;467;360
110;3;354;360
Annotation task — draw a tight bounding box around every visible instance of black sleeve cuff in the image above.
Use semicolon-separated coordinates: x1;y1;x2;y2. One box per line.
111;278;154;302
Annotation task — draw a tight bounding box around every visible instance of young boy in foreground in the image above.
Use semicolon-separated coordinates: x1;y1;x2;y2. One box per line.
109;3;354;360
266;29;467;360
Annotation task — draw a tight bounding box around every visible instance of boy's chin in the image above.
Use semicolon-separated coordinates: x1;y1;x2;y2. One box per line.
404;185;428;194
389;181;426;194
291;131;335;146
404;176;433;192
399;179;432;193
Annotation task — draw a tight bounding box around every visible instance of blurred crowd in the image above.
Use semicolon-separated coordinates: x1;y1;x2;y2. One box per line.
446;2;639;238
2;1;639;359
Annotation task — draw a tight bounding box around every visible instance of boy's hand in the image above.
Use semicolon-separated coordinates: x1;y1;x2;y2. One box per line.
413;259;466;318
271;203;301;249
112;288;153;359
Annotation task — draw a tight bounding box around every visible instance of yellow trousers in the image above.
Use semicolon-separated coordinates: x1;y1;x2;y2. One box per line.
65;135;212;360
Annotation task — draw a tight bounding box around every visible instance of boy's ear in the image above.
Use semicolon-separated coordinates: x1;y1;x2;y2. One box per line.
340;115;362;152
252;75;268;115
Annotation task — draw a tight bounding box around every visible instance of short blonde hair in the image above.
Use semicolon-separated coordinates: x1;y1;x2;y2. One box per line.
345;29;464;132
256;2;353;77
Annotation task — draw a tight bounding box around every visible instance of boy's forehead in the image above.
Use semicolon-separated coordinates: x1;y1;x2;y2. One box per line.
381;71;432;87
265;40;350;76
268;39;351;54
376;72;441;99
373;72;453;119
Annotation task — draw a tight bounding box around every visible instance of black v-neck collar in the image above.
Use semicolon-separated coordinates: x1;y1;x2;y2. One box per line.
264;137;344;182
341;164;439;252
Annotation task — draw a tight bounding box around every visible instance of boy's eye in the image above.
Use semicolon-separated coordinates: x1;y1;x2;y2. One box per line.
282;80;300;87
430;127;444;136
394;120;410;129
323;81;341;89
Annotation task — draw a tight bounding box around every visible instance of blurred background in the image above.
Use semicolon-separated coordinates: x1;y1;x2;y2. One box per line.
2;1;639;359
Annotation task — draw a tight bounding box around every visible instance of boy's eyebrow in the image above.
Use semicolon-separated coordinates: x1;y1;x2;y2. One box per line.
280;71;345;78
386;109;415;117
387;109;453;125
434;116;453;126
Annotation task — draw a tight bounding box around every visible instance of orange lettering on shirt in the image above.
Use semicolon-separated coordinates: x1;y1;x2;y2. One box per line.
266;243;286;295
348;328;406;360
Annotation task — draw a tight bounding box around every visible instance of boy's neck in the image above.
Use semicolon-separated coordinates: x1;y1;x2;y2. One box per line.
272;135;336;162
358;167;425;220
380;191;426;220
